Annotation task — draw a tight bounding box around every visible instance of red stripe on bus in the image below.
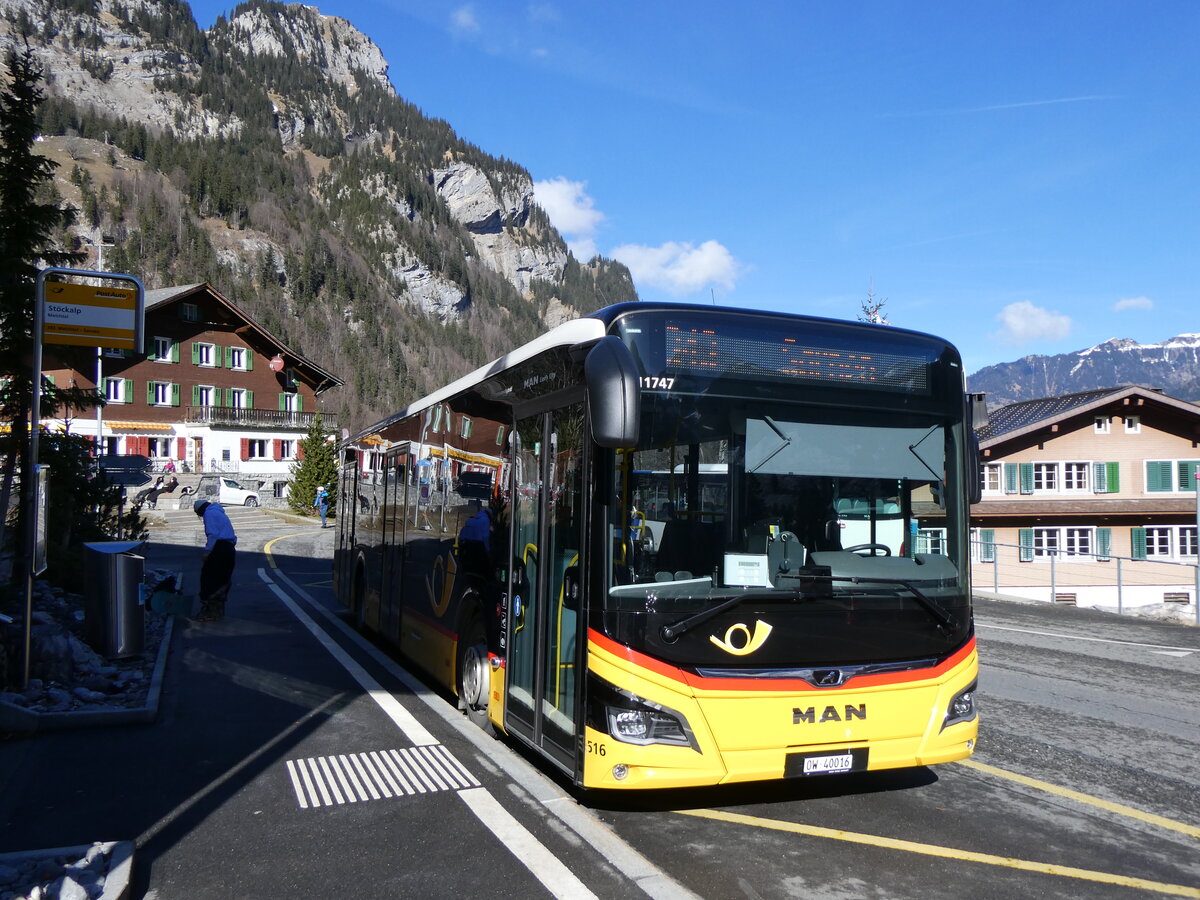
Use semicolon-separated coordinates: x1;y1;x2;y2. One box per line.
587;629;975;692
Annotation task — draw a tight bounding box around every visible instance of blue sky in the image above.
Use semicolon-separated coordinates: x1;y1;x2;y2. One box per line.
188;0;1198;375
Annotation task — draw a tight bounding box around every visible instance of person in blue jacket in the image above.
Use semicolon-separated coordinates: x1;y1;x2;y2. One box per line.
193;498;237;621
314;484;330;528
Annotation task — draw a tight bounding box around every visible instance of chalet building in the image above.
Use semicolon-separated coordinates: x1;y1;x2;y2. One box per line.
970;385;1200;611
43;282;342;501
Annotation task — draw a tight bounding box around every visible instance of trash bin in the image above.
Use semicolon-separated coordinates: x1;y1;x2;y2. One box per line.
84;541;146;658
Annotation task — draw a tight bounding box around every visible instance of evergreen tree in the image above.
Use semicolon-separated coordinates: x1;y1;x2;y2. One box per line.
287;413;338;515
0;44;88;584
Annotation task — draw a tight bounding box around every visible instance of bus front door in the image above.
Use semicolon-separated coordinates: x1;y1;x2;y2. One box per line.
506;404;585;775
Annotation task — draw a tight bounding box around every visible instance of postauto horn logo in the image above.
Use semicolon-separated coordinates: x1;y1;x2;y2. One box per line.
709;620;772;656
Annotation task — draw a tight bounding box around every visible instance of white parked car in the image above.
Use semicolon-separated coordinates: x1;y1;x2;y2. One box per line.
188;475;260;507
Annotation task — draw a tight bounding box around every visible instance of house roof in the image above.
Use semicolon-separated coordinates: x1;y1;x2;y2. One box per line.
144;283;343;393
976;384;1200;447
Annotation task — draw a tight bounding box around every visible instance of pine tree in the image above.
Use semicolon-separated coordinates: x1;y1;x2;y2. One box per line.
0;43;87;582
287;413;338;515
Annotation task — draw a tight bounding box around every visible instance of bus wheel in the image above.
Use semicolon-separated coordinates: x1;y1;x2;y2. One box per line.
458;613;494;735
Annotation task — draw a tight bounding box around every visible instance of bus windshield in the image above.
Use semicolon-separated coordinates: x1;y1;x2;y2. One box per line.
609;394;970;664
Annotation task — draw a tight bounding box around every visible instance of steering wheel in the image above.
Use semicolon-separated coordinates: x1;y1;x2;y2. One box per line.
844;543;891;557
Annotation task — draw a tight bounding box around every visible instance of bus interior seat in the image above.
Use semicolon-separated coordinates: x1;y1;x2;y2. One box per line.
655;519;722;581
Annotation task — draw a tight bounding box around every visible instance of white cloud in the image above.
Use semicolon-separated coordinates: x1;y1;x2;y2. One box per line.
534;177;605;259
611;240;740;296
1113;295;1153;312
992;301;1072;345
451;5;480;33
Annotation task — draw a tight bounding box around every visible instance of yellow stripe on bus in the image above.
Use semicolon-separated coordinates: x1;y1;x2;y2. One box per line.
676;808;1200;898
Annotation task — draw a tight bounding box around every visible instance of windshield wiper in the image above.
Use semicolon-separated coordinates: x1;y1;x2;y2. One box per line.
660;589;820;642
833;575;958;631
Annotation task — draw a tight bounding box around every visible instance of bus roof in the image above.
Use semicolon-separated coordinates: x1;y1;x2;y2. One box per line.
348;315;607;443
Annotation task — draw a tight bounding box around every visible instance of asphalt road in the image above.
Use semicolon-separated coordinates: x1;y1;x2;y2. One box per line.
586;598;1200;900
56;508;1193;900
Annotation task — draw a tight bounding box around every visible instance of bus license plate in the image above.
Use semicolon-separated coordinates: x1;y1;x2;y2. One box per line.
803;753;854;774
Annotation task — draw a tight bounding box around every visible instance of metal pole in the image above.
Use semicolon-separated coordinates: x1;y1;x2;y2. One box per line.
22;275;48;689
1050;550;1057;604
90;239;113;456
1117;557;1123;615
1195;481;1199;625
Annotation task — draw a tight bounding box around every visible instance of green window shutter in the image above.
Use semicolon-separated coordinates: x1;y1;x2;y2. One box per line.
192;385;200;406
1145;461;1172;492
1131;527;1147;560
224;346;233;368
1093;462;1108;494
171;383;180;407
43;374;55;386
296;394;303;412
1096;527;1112;561
1178;461;1200;492
244;389;253;409
1004;463;1019;494
279;393;287;411
146;381;155;404
1018;528;1034;562
223;388;232;407
123;378;133;401
171;340;180;363
1106;461;1120;493
1019;462;1034;495
980;528;995;563
244;352;253;371
191;342;200;365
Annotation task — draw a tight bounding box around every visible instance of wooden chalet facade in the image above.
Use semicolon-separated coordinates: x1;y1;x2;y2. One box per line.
43;283;342;497
971;385;1200;611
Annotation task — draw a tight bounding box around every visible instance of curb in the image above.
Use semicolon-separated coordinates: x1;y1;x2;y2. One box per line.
0;616;174;735
0;840;134;900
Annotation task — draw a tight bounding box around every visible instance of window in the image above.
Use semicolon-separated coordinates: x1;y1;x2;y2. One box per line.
149;437;171;458
194;385;216;407
152;336;177;363
180;302;199;322
1032;528;1059;559
280;392;301;413
916;528;946;555
1124;416;1140;434
1145;460;1200;493
1062;462;1089;491
460;416;473;439
980;463;1001;493
1181;526;1198;559
1033;463;1058;492
103;377;129;403
227;346;249;370
229;389;248;409
1145;527;1172;558
1063;528;1092;556
1094;416;1110;434
147;381;177;406
279;439;296;459
495;425;506;447
247;439;267;459
193;342;216;367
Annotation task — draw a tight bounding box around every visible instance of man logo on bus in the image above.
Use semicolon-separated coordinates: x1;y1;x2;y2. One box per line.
793;705;867;724
709;620;772;656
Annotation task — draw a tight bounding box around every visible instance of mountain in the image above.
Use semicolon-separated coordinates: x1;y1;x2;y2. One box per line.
0;0;638;429
968;335;1200;408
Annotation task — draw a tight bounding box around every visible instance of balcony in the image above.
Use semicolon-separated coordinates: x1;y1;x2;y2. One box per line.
184;406;315;430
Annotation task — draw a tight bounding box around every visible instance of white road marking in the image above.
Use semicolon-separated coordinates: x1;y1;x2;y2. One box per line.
261;566;698;900
458;787;599;900
286;747;480;808
977;622;1195;654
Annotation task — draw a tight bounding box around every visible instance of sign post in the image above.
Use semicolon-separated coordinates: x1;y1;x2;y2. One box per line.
21;268;144;688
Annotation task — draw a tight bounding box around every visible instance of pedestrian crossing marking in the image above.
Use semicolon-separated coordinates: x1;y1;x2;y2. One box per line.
285;745;480;808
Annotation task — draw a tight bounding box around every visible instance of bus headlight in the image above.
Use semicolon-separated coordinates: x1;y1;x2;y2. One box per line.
941;681;977;731
607;706;692;747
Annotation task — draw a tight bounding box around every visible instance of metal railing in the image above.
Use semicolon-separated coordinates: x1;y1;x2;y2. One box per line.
971;540;1200;623
184;406;314;429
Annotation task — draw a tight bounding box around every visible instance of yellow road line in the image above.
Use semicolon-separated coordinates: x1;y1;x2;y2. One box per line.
263;534;289;569
958;759;1200;839
677;808;1200;898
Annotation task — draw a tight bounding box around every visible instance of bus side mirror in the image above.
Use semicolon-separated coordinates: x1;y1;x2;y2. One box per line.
584;336;640;449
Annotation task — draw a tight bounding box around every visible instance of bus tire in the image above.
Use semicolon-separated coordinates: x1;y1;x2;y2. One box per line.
458;611;495;735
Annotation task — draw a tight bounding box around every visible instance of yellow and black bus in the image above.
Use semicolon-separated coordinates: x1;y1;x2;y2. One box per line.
334;302;979;789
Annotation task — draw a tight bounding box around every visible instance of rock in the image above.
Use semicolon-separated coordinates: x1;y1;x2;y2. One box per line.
72;686;108;703
29;626;73;684
44;687;73;710
51;873;90;900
